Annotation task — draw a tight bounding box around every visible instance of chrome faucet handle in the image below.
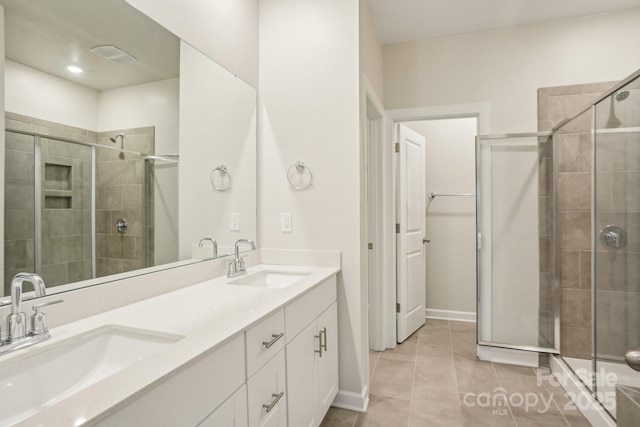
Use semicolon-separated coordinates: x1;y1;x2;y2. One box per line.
30;299;64;336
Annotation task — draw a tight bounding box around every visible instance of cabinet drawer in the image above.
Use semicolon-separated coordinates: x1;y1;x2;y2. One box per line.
246;309;285;377
285;275;336;342
247;349;287;427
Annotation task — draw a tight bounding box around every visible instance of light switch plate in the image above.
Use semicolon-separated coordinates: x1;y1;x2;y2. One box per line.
230;213;240;231
281;213;292;232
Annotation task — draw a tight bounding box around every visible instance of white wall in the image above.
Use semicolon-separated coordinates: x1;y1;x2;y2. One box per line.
124;0;258;88
178;41;257;259
99;78;180;265
259;0;366;406
405;119;477;317
359;0;384;102
384;8;640;134
5;60;98;130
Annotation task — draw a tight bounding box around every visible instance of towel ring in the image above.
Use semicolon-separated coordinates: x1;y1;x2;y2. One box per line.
287;161;313;190
210;164;232;191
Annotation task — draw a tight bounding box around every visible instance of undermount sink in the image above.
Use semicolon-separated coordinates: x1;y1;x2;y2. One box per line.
228;270;309;289
0;325;183;425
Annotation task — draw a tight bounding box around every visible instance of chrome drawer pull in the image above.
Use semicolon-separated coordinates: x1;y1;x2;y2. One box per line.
315;333;323;357
262;332;284;349
262;391;284;413
320;327;327;352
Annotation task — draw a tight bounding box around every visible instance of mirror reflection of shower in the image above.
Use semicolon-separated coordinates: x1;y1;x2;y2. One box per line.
110;133;126;159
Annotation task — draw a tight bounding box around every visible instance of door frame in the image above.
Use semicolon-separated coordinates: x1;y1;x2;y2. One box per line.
369;103;491;350
362;76;388;352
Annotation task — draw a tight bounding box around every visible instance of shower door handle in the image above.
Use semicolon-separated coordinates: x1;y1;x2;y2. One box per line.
625;348;640;372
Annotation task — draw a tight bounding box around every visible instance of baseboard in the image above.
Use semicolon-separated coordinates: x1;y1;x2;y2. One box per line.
425;308;476;323
332;385;369;413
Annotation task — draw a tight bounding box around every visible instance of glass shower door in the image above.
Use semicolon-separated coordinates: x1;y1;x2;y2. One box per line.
593;83;640;419
476;133;558;352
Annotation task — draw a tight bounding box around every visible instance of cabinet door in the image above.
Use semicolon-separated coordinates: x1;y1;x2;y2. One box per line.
317;302;339;418
199;385;248;427
286;320;319;427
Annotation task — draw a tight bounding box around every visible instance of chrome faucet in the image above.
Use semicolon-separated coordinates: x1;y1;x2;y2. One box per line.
228;239;256;277
8;273;46;341
198;237;218;258
1;273;63;355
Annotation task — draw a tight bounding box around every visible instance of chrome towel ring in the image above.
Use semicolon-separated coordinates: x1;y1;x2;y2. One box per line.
210;164;232;191
287;161;313;190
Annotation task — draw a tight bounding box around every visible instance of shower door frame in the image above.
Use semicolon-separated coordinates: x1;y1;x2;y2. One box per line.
475;131;560;355
6;128;100;279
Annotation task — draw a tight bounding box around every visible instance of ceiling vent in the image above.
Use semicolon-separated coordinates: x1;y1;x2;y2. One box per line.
90;45;137;65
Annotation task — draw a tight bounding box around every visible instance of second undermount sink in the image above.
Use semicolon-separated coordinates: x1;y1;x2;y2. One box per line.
228;270;309;289
0;325;183;425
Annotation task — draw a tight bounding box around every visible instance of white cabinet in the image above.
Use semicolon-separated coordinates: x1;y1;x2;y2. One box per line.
97;274;337;427
316;303;339;416
247;349;287;427
199;385;248;427
97;334;245;427
286;301;338;427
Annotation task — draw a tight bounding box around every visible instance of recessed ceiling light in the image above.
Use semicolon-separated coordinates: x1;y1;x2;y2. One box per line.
67;65;83;74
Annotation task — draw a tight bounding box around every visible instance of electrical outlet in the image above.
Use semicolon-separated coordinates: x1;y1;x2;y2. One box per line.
281;213;292;232
230;213;240;231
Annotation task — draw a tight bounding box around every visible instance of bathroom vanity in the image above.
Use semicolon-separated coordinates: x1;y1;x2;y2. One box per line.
0;250;340;427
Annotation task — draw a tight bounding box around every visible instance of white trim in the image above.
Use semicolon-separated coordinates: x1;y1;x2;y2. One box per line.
550;356;616;427
362;74;396;352
387;103;491;134
378;103;491;351
425;308;476;323
477;344;538;367
331;386;369;413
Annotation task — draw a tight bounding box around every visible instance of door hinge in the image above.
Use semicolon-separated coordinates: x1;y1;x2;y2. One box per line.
396;303;400;313
368;242;373;250
396;223;400;233
394;143;400;153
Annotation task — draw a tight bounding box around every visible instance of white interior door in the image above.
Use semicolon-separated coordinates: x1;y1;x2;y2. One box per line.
396;124;427;343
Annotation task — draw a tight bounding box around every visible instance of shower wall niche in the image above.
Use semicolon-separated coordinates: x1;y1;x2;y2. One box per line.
3;113;155;295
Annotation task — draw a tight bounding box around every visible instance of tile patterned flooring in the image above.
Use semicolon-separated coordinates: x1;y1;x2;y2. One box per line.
321;319;592;427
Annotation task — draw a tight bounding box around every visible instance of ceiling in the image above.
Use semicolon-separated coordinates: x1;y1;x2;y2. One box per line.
368;0;640;45
0;0;179;91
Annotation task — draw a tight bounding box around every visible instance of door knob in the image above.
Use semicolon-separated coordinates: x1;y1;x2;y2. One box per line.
423;237;430;244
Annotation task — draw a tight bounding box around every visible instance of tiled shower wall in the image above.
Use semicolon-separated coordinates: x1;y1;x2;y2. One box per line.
3;114;155;295
4;113;94;293
95;127;154;278
538;81;614;359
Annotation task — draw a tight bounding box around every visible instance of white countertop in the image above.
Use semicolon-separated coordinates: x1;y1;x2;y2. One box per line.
2;263;340;427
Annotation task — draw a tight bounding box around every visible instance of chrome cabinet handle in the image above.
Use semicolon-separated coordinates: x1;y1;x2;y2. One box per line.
315;327;328;357
262;332;284;349
315;332;323;357
262;391;284;413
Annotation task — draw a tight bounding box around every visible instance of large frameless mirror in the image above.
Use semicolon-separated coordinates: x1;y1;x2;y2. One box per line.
1;0;257;299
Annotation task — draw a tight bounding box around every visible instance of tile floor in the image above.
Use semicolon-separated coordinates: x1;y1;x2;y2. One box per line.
321;319;592;427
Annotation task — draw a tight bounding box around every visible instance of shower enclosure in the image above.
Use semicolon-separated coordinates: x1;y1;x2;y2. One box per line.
3;113;157;295
476;68;640;422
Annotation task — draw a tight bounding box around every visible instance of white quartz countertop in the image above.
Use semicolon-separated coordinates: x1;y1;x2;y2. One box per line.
2;263;340;426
